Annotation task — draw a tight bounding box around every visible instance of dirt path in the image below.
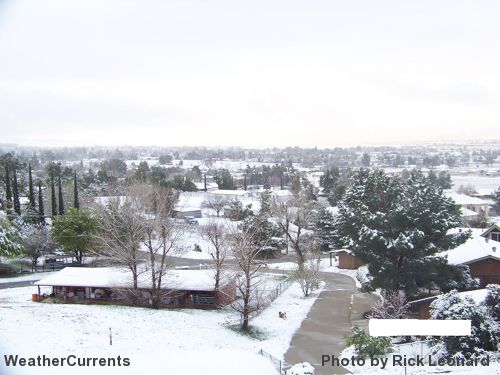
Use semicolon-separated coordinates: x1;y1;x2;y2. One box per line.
283;272;379;375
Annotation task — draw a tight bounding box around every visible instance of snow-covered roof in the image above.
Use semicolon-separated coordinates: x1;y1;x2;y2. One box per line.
194;182;218;190
35;267;219;291
438;228;500;265
271;190;293;197
410;288;488;306
175;193;205;211
445;191;488;206
210;190;248;196
480;224;500;238
460;207;479;218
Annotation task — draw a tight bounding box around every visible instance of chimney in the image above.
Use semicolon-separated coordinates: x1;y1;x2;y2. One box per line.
493;247;497;253
485;237;489;243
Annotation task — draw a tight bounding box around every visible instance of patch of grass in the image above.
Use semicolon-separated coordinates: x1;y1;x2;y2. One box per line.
227;324;268;340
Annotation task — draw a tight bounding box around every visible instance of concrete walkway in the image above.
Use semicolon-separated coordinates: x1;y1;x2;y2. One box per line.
283;272;379;375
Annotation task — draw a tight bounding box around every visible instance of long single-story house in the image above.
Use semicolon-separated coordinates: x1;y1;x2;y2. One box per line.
439;228;500;287
34;267;235;309
409;288;489;319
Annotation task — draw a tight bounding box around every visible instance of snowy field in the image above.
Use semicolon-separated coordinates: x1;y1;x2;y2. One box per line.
0;280;321;375
451;175;500;193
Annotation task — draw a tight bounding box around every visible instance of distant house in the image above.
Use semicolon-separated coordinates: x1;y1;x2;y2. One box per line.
439;228;500;287
173;208;202;219
330;249;364;269
34;267;235;309
194;182;219;192
210;189;249;199
445;191;489;222
409;289;488;319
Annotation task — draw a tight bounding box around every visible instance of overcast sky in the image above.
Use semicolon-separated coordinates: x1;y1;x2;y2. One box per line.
0;0;498;148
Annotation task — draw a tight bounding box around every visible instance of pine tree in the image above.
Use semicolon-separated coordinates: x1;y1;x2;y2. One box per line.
4;162;12;210
316;207;336;250
58;175;65;215
12;167;21;215
38;180;45;225
73;172;79;209
333;170;471;296
51;170;57;217
28;164;36;210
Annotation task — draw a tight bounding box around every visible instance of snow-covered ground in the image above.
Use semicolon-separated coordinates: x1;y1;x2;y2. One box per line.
0;279;321;375
0;272;58;284
340;345;500;375
451;175;500;193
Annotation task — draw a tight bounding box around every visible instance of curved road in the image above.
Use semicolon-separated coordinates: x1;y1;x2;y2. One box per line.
284;272;379;375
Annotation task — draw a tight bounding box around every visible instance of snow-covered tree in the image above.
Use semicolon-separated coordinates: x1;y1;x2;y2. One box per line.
368;290;410;319
315;207;336;250
201;218;229;299
229;224;266;331
333;170;471;296
428;290;499;359
483;284;500;321
52;208;97;264
201;195;230;217
0;218;23;258
21;225;55;271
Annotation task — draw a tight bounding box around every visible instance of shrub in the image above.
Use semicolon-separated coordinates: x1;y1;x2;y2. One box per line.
345;326;392;358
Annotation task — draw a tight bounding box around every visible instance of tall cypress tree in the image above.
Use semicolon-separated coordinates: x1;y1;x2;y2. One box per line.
58;175;65;215
38;180;45;225
51;170;57;217
73;172;79;209
28;164;36;210
12;167;21;215
4;162;12;210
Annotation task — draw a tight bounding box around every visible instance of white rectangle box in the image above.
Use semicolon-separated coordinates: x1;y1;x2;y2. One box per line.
369;319;471;336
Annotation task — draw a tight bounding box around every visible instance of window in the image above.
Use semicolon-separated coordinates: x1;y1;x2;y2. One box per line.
192;294;215;305
491;232;500;242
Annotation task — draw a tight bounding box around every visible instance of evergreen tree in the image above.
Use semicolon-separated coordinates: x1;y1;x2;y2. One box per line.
51;170;57;217
28;164;36;210
429;291;499;359
316;207;336;250
52;208;97;264
58;175;65;215
333;170;471;296
73;172;79;209
4;161;12;210
38;180;45;224
12;167;21;215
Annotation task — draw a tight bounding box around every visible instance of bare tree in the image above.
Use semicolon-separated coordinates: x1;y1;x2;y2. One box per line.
201;218;229;299
201;194;230;217
229;223;267;331
273;193;317;271
132;184;181;308
368;290;410;319
93;195;147;300
22;225;56;271
293;245;322;297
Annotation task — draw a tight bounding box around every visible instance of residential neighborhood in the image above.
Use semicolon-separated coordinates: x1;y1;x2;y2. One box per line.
1;142;499;375
1;1;499;374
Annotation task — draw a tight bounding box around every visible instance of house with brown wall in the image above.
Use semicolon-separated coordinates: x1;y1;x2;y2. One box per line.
34;267;236;309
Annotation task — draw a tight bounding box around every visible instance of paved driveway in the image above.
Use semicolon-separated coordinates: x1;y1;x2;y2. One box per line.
284;272;379;375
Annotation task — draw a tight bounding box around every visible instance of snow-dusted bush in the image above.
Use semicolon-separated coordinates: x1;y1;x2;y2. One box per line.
428;290;500;359
368;291;410;319
345;326;392;358
483;284;500;321
286;362;314;375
